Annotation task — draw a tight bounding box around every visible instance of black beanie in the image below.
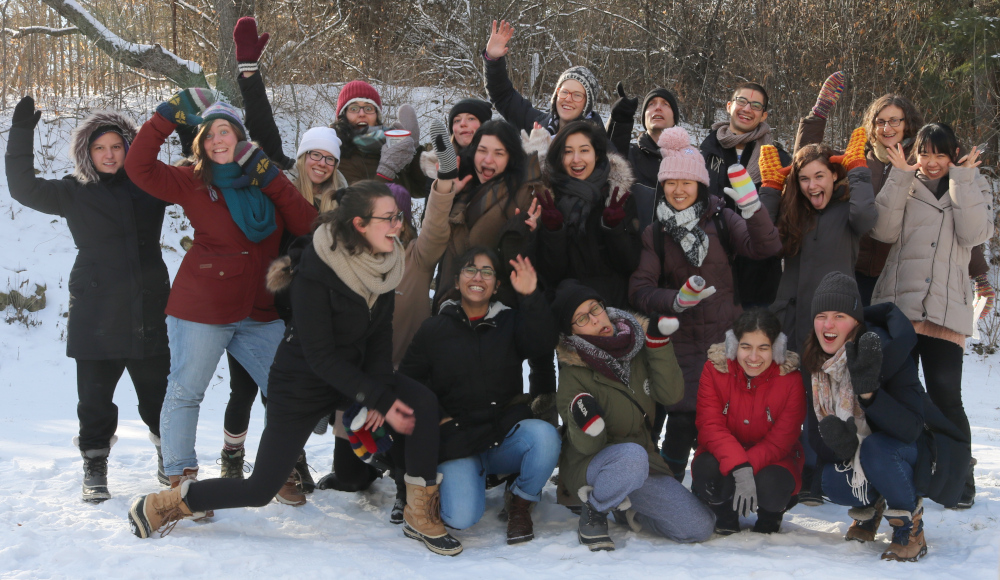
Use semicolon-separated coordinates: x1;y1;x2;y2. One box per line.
640;88;681;131
811;271;864;323
447;99;493;133
551;279;604;334
88;125;129;147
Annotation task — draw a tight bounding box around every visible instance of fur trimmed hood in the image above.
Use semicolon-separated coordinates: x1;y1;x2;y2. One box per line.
70;110;139;184
705;337;800;376
266;255;294;294
556;311;649;368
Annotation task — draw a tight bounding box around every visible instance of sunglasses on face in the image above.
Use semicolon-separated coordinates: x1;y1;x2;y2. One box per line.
572;302;606;327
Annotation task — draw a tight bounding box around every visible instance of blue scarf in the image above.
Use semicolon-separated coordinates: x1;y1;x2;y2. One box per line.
211;163;277;243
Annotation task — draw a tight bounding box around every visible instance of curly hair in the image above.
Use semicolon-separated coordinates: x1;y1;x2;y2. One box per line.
861;94;923;150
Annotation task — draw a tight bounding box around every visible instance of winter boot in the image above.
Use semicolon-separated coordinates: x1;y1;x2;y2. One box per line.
128;479;199;538
507;494;535;545
390;471;406;525
219;448;247;479
578;500;615;551
168;467;212;520
845;497;885;542
149;433;168;486
294;451;315;494
955;457;976;510
81;447;111;503
275;472;307;506
881;499;928;562
709;501;741;535
402;474;463;556
752;508;785;534
798;466;824;506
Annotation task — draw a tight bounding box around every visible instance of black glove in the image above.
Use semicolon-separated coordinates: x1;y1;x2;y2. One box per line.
818;415;859;461
609;82;639;123
12;96;41;130
570;393;605;437
846;331;882;396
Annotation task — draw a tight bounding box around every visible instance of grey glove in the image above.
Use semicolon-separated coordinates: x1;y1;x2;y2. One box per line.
376;136;417;180
731;464;757;517
397;104;420;144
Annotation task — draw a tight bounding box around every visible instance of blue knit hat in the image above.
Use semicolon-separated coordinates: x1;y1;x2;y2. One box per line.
200;101;247;137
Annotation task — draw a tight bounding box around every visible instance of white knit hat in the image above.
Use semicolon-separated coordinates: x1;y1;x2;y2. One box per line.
296;127;342;161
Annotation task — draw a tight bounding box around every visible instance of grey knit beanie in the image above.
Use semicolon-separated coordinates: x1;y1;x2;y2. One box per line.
811;271;864;323
551;66;600;119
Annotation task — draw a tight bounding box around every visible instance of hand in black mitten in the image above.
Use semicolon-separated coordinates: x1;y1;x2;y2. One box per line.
570;393;605;437
12;96;41;130
609;82;639;123
846;331;882;396
818;415;859;461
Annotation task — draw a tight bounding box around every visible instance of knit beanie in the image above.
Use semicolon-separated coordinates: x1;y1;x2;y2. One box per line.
296;127;342;161
200;101;247;137
336;80;383;122
640;88;681;130
87;125;130;155
551;66;600;119
657;127;709;185
811;271;864;323
387;183;412;226
551;279;604;334
447;98;493;132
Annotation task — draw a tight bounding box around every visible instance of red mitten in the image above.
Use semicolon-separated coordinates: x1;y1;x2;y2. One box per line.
537;189;563;231
233;17;270;73
602;186;630;228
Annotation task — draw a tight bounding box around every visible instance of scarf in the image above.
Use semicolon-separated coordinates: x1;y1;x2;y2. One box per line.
811;346;872;502
211;163;276;243
712;121;775;184
655;199;709;267
351;125;386;155
549;158;612;234
872;141;891;165
312;222;405;308
563;308;645;386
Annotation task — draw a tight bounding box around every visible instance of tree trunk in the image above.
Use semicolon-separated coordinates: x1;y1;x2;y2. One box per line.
215;0;255;105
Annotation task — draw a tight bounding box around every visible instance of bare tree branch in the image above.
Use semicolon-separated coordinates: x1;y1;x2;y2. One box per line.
2;25;80;38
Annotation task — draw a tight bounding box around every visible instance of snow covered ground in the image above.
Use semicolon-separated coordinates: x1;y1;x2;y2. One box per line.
0;100;997;579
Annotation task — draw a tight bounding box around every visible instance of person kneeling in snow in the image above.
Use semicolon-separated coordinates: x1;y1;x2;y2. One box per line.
552;280;715;551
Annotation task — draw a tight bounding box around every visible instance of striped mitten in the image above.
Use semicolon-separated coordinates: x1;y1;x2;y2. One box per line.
725;164;761;218
673;275;716;312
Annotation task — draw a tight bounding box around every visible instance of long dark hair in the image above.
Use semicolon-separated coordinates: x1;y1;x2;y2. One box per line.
314;180;394;255
545;120;609;179
802;319;866;374
733;308;782;345
912;122;961;165
460;120;528;212
439;245;500;304
777;144;848;257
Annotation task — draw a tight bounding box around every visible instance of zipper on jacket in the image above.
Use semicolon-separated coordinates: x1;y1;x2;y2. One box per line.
766;406;773;424
722;402;729;415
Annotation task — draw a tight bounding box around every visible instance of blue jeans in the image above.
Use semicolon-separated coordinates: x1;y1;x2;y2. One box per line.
160;315;285;476
438;419;560;529
822;431;919;512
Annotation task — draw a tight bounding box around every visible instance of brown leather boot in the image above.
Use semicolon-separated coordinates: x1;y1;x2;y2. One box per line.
506;494;535;544
845;497;885;542
881;499;927;562
275;472;307;506
128;479;196;538
168;467;212;519
402;474;463;556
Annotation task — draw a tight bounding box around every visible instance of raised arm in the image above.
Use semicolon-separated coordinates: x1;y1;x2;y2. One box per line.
482;20;545;132
5;97;74;216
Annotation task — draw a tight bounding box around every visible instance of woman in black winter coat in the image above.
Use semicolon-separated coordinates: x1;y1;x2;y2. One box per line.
5;97;170;502
128;181;462;557
400;247;560;546
534;121;642;309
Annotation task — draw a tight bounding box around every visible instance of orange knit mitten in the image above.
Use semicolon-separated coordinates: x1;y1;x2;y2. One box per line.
830;127;868;171
758;145;790;191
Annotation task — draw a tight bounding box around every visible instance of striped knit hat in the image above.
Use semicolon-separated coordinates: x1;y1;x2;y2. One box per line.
342;403;393;463
551;66;600;119
200;101;247;137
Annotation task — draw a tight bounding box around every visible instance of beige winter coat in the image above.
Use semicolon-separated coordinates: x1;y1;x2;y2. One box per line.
869;166;995;336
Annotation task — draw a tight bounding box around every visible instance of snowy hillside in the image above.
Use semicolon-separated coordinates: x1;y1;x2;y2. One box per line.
0;100;997;579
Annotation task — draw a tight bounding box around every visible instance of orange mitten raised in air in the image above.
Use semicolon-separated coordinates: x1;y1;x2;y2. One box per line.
758;145;790;191
830;127;868;172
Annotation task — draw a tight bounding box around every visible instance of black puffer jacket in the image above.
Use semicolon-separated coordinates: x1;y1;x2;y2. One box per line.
266;238;397;421
626;132;662;230
5;111;169;360
399;291;557;459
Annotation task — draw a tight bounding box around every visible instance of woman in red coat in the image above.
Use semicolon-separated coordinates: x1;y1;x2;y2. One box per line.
691;308;805;535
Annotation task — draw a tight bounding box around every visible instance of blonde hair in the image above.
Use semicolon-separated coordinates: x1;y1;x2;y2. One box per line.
292;153;346;213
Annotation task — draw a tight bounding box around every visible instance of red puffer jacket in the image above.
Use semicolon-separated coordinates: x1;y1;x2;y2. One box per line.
126;112;317;324
694;341;806;494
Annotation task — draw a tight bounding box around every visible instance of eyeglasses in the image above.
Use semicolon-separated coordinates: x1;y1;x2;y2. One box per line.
572;302;606;327
307;150;338;167
460;266;496;280
366;211;404;227
875;118;904;129
557;88;586;103
732;96;765;112
347;104;377;115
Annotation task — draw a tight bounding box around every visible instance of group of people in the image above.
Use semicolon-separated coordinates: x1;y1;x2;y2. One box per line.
5;16;994;563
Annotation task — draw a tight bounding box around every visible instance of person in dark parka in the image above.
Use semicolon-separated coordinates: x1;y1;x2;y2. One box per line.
5;96;171;503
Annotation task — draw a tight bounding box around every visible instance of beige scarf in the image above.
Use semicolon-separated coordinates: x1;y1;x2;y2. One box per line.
812;346;872;502
312;223;405;308
712;120;776;184
872;141;891;165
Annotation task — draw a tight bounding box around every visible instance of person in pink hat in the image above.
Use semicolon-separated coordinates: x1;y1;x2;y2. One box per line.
628;126;781;482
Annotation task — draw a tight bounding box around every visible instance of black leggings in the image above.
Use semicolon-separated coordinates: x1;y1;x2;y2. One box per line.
76;354;169;450
225;351;261;436
185;374;438;512
690;452;796;513
911;334;969;441
660;411;697;473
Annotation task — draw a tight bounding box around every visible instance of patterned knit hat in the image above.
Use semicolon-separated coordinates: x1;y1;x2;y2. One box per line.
447;98;493;132
551;66;600;119
811;271;864;323
336;80;383;122
296;126;342;161
200;101;247;137
342;403;393;464
657;127;709;185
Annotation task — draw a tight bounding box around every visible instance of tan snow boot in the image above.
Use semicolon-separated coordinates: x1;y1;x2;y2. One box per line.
845;497;885;542
402;474;463;556
128;479;198;538
881;499;927;562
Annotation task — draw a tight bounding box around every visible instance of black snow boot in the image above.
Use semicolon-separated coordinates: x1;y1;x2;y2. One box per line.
578;501;614;551
294;451;315;494
81;447;111;503
709;501;741;535
752;509;784;534
955;457;976;510
149;433;168;486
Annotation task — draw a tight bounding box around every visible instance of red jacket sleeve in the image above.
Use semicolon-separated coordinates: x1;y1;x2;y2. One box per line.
261;171;317;236
695;360;750;475
125;112;201;205
746;370;806;472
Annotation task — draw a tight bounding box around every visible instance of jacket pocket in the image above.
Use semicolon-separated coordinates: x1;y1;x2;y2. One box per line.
68;261;96;297
192;253;248;280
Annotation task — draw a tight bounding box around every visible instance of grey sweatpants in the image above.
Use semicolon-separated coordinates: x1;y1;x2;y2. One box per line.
585;442;716;543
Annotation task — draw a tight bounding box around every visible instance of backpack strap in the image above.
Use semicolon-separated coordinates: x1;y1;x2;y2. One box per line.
711;208;741;306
